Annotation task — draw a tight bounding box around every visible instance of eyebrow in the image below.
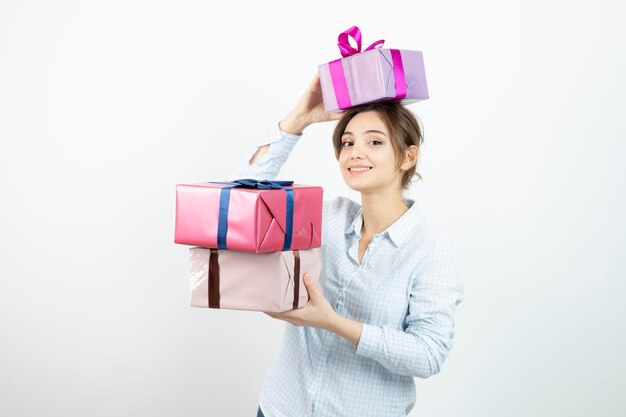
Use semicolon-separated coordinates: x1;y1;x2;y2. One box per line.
341;129;388;137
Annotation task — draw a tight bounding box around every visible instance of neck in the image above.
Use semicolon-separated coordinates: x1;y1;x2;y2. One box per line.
359;191;410;239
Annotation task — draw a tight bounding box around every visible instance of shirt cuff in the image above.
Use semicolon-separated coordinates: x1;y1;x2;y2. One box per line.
255;121;303;147
355;323;380;357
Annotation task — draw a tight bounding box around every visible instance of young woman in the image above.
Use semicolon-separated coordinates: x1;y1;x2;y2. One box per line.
230;73;464;417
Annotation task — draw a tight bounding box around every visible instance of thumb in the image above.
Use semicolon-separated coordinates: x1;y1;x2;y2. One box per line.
303;273;316;294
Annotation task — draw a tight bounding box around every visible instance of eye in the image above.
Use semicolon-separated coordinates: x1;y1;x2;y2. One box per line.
341;141;353;147
370;140;383;145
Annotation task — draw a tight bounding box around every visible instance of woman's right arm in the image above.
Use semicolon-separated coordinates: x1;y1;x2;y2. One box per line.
229;119;303;181
247;116;308;166
229;72;343;181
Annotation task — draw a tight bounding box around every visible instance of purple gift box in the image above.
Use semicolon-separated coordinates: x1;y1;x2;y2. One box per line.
318;26;429;113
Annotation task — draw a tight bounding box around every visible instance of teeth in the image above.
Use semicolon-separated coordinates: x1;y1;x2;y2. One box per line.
350;167;371;172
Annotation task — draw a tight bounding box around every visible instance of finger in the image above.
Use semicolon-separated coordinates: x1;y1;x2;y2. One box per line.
326;112;343;121
310;72;321;87
303;273;316;294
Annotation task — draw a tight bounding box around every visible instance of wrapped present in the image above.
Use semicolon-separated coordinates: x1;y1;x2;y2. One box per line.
175;179;323;253
318;26;429;113
189;246;323;313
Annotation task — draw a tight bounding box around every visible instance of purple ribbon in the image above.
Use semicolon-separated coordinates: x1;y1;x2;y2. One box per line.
329;26;406;110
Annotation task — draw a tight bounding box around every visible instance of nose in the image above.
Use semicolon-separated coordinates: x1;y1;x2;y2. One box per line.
349;143;367;159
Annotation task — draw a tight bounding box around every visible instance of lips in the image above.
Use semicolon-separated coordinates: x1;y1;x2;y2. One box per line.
347;165;372;171
347;166;373;175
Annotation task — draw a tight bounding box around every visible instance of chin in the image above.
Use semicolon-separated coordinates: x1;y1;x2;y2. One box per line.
343;180;375;194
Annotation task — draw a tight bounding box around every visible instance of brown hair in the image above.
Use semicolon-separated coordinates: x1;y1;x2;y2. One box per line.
332;101;424;190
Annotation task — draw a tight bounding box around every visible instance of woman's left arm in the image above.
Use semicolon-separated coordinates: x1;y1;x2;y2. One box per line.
267;236;464;379
352;236;465;379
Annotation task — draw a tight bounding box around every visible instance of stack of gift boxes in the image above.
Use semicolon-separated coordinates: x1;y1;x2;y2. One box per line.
174;26;428;313
175;179;324;313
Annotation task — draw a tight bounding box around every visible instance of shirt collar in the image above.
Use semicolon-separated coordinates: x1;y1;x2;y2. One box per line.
344;198;420;247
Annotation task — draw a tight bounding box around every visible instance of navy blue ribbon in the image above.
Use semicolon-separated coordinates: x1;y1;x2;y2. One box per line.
210;179;295;251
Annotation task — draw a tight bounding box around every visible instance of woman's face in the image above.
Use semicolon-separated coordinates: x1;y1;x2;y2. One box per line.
338;110;403;194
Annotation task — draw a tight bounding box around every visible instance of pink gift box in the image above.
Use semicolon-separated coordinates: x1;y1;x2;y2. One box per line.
318;26;429;113
189;247;323;313
175;181;323;253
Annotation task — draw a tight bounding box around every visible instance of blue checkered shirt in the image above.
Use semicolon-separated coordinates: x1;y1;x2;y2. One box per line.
230;124;464;417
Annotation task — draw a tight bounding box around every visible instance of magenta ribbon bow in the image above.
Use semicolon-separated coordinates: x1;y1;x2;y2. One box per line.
337;26;385;57
330;26;407;110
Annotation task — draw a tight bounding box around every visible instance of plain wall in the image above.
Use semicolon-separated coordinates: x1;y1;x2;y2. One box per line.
1;0;624;415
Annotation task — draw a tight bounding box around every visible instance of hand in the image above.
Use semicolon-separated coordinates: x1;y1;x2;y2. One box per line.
263;272;337;330
279;72;344;135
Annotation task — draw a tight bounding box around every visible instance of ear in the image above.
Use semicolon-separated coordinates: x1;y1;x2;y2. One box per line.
401;145;419;171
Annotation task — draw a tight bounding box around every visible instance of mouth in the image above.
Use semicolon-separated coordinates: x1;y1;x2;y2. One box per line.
347;166;373;175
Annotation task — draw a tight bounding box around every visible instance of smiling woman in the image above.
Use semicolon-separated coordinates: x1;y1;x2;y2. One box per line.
333;101;424;191
230;72;464;417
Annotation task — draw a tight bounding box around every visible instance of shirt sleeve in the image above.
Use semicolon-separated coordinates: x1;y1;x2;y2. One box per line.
229;123;332;246
228;122;302;181
354;235;465;378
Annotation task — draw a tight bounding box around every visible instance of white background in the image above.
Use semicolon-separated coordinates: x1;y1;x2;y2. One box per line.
1;0;624;416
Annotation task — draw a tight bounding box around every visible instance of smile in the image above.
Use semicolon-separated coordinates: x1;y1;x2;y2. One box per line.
348;167;372;175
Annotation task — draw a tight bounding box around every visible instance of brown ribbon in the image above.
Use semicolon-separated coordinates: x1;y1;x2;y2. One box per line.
292;250;300;309
207;249;302;310
208;249;221;308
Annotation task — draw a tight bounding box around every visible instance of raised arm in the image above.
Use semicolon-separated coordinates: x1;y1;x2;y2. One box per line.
248;118;308;166
229;121;302;181
229;72;343;181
